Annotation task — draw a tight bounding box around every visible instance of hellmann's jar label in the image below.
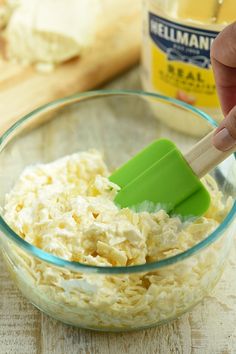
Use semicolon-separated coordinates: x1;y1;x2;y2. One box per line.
149;13;219;107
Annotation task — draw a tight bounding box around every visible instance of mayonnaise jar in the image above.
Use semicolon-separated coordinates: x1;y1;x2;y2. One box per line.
142;0;236;136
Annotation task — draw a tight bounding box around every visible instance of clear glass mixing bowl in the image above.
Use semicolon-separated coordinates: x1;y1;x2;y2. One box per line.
0;90;235;331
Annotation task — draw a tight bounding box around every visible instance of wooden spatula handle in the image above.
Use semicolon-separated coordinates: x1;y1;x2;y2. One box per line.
184;130;236;178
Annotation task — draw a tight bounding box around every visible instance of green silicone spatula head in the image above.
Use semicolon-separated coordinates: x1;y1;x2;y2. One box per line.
109;130;236;218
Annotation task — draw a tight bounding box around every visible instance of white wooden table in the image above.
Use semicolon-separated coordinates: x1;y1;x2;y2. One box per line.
1;67;236;354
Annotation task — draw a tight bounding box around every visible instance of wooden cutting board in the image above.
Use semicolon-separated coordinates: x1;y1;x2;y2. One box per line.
0;3;141;135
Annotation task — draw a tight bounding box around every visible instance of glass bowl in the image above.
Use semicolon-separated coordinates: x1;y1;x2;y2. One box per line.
0;90;235;332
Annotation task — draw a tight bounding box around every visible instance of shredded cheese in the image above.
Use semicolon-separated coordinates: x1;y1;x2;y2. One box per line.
3;150;233;329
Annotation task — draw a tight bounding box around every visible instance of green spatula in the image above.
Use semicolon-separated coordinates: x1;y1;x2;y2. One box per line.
109;130;236;218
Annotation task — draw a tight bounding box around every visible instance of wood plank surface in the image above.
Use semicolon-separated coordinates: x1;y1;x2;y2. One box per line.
0;0;141;134
0;67;236;354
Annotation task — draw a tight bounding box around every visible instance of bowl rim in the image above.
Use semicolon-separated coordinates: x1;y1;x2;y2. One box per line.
0;89;235;274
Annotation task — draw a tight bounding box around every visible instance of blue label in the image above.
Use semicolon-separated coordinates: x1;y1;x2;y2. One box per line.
149;13;219;69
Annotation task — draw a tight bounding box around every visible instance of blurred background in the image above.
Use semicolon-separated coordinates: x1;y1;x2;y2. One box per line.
0;0;235;135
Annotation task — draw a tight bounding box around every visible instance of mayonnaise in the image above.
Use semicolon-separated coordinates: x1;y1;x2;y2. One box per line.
142;0;236;135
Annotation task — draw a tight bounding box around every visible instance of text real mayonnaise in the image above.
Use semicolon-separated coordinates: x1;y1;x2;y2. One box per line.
142;0;235;134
